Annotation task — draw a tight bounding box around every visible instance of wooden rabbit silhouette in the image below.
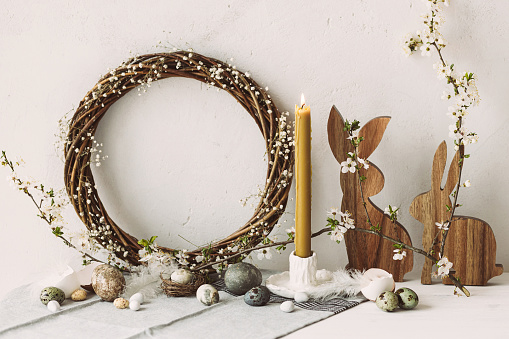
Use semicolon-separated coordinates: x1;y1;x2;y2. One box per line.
328;106;413;282
410;141;503;285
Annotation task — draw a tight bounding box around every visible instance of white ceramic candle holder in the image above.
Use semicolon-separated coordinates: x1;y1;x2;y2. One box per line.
266;251;333;298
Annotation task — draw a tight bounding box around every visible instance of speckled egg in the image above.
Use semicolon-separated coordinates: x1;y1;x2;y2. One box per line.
71;289;87;301
40;287;65;306
113;298;129;309
375;291;399;312
196;284;220;306
395;287;419;310
244;286;271;306
224;262;262;295
91;264;126;302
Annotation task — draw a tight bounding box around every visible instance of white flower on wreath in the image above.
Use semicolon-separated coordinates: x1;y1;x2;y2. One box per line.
393;249;407;261
340;158;357;173
256;248;273;260
435;256;453;279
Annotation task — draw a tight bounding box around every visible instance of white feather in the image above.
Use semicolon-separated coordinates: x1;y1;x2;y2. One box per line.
123;262;177;300
307;268;364;301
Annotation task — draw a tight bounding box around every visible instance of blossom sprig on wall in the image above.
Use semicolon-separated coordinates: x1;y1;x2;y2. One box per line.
0;151;115;267
401;0;480;265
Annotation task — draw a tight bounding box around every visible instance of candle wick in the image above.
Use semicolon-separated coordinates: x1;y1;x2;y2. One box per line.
300;104;305;109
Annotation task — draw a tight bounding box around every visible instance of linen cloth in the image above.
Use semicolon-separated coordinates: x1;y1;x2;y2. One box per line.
0;271;363;339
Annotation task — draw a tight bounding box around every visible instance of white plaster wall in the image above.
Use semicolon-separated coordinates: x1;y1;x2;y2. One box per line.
1;0;508;299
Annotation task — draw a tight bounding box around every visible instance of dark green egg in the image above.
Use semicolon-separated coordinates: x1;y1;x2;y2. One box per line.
244;286;271;306
395;287;419;310
224;262;262;295
40;287;65;305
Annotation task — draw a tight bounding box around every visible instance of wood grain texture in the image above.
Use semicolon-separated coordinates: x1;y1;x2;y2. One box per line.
328;106;413;282
410;141;503;285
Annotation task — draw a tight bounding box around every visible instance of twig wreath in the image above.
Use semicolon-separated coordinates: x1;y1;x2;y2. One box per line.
63;51;294;270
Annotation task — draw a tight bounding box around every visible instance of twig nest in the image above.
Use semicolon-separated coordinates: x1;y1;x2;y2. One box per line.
92;264;126;302
294;292;309;303
47;300;61;313
224;262;262;295
113;298;129;309
129;300;141;311
375;291;399;312
360;268;395;301
280;301;295;313
71;289;87;301
244;286;270;306
40;287;65;306
395;287;419;310
129;292;144;304
196;284;219;306
171;269;194;285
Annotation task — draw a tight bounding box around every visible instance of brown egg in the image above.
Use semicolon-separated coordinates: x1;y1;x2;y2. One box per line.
71;289;87;301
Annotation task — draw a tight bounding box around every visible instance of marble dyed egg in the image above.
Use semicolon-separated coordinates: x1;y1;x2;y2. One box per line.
224;262;262;295
244;286;271;306
40;287;65;306
47;300;61;312
196;284;219;306
395;287;419;310
91;264;126;302
171;269;194;284
375;291;399;312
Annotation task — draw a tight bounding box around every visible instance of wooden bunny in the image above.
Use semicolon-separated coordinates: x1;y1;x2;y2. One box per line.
410;141;503;285
328;106;413;282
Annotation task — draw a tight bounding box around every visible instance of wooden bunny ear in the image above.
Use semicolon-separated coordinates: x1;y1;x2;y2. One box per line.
328;105;353;164
443;148;460;195
431;141;448;192
358;116;391;159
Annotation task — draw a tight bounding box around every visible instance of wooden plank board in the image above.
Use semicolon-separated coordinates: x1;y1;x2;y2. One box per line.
328;106;413;282
410;141;503;285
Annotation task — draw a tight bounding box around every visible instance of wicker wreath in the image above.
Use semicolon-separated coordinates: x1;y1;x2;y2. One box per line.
64;51;294;270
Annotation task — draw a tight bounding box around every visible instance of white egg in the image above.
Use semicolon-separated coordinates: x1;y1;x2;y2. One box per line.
47;300;61;313
130;300;141;311
280;301;295;313
130;292;144;304
171;269;194;284
294;292;309;303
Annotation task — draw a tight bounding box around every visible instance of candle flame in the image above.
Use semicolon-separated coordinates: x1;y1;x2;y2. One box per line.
300;93;306;108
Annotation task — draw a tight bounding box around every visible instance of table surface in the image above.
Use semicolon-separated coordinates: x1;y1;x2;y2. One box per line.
287;271;509;339
1;271;508;338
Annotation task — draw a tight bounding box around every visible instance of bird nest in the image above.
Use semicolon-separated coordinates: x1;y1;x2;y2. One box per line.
160;272;207;297
64;51;294;271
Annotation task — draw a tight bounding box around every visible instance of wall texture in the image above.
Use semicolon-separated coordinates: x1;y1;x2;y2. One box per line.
1;0;508;298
